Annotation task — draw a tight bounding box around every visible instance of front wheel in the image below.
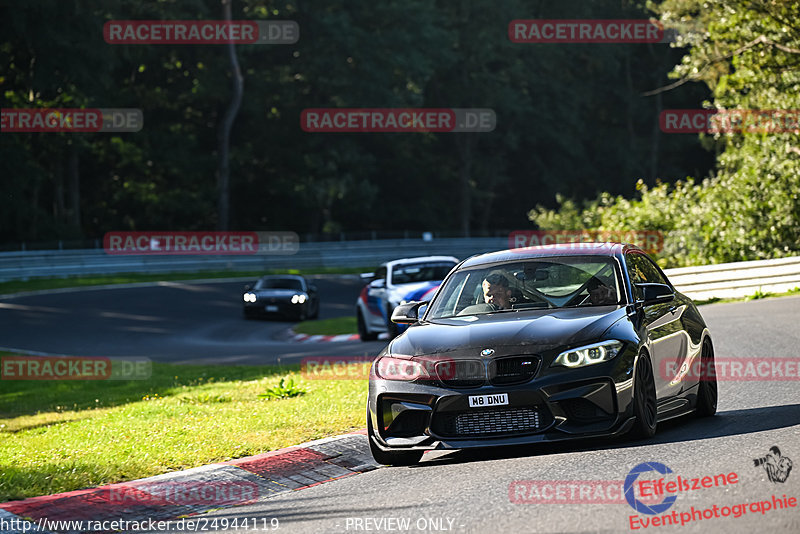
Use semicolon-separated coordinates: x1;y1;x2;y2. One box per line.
695;338;717;417
630;351;657;439
358;310;378;341
367;412;423;466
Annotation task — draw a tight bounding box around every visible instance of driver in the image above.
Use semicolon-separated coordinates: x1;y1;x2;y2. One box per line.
482;272;513;310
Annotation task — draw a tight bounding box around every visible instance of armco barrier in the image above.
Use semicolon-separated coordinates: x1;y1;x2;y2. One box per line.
664;255;800;300
0;238;507;282
1;241;797;302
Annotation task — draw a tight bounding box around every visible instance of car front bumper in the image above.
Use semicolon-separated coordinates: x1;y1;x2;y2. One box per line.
367;354;638;452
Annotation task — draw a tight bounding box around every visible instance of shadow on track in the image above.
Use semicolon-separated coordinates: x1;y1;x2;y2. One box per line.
411;403;800;468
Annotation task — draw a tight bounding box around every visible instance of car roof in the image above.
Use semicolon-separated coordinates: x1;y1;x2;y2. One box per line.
383;256;459;267
459;242;641;269
258;274;304;280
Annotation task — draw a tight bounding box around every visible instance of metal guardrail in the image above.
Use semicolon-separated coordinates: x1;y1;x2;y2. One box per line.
0;238;508;282
664;255;800;300
2;240;798;301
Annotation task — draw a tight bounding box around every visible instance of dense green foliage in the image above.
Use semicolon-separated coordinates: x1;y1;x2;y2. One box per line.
1;0;712;243
530;0;800;266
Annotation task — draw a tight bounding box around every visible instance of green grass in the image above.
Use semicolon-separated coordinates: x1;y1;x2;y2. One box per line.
694;286;800;306
0;267;369;296
294;316;358;336
0;356;367;502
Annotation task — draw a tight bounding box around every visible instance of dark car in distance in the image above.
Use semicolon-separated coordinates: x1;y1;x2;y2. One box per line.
243;275;319;321
367;243;717;465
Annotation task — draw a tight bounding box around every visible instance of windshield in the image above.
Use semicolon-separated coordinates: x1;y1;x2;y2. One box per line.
426;257;621;319
254;278;303;290
390;262;456;285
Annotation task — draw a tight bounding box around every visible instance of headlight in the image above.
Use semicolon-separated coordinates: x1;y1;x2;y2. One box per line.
374;356;434;381
553;340;623;368
243;293;256;303
291;294;307;304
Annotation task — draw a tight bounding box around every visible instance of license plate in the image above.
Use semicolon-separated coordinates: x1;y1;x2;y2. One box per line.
468;393;508;408
265;305;279;312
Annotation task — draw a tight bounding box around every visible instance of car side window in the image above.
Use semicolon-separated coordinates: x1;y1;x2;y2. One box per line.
626;253;668;300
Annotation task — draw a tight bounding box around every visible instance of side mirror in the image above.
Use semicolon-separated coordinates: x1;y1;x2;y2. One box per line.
309;284;318;293
391;301;428;324
636;283;674;304
369;278;385;289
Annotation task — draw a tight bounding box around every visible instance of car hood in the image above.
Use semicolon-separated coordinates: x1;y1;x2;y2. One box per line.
386;306;629;357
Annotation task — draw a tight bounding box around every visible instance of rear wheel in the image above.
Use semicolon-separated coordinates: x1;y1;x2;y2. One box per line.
367;411;423;466
358;310;378;341
695;338;717;417
630;351;657;439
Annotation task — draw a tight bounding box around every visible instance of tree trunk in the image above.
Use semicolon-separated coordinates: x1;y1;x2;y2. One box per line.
457;134;474;237
217;0;244;231
68;144;81;228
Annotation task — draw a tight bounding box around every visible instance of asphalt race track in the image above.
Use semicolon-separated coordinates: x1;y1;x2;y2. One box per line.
2;283;799;532
0;276;384;364
192;296;800;533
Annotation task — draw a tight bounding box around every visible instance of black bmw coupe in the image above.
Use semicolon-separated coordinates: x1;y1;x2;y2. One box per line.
242;274;319;321
367;243;717;465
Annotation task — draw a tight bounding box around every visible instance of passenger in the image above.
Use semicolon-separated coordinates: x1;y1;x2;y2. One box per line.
482;272;513;310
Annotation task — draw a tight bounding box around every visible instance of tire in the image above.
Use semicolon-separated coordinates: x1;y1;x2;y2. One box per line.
386;306;399;339
695;338;718;417
367;411;423;466
358;310;378;341
310;299;319;320
297;306;308;322
630;351;657;439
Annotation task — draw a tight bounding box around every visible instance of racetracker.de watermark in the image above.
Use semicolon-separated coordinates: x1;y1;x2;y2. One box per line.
509;19;667;43
103;231;298;255
102;481;259;506
509;480;662;504
661;357;800;382
301;355;464;381
300;108;495;133
301;356;373;380
508;230;664;254
660;109;800;133
104;20;298;44
1;356;151;380
1;108;143;133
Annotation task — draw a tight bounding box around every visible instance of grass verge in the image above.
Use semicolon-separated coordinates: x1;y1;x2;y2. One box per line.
0;267;368;296
694;286;800;306
293;316;358;336
0;355;367;502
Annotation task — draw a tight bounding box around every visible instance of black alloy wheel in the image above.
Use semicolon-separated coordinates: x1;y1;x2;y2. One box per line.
630;351;657;439
695;338;718;417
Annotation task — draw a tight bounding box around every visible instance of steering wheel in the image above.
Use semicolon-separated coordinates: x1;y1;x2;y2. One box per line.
563;276;603;307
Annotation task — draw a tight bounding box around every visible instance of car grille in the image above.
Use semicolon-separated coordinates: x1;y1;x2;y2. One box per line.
434;407;541;437
435;356;540;388
489;356;540;385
